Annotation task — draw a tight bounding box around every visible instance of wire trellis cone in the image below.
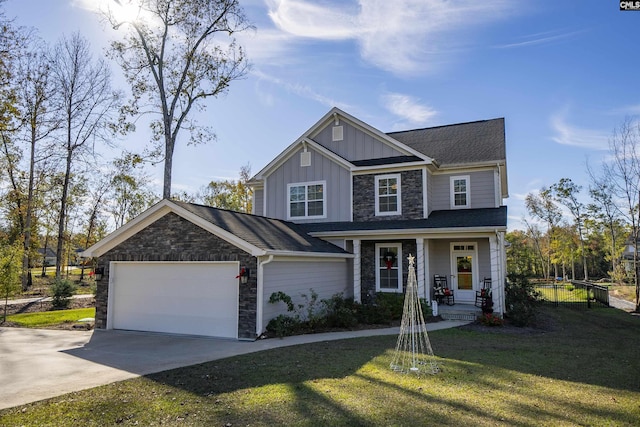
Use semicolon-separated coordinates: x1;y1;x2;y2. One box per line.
390;254;440;375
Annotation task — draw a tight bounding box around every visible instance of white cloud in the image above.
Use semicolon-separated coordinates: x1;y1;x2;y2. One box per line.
382;93;437;127
550;111;609;151
266;0;516;76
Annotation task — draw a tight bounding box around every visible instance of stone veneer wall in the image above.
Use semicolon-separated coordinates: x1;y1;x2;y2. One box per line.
95;212;258;340
360;239;417;303
353;169;424;221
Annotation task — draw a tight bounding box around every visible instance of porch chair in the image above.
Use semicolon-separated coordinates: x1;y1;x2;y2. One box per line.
433;274;454;306
475;277;492;307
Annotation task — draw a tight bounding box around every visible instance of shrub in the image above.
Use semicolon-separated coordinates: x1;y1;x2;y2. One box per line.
321;293;358;328
373;292;405;320
505;273;541;326
266;314;301;338
51;279;77;309
479;312;503;326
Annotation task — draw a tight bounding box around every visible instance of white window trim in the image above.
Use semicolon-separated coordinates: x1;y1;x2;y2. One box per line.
286;180;327;220
375;243;403;293
450;175;470;209
375;173;402;216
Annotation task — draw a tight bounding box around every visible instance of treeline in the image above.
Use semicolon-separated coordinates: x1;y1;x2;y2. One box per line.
509;119;640;310
0;1;252;295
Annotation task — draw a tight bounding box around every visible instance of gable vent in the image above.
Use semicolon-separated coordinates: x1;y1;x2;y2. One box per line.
332;125;344;141
300;150;311;167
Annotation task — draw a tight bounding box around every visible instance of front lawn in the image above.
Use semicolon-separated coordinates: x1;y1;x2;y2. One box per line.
4;308;95;328
1;307;639;426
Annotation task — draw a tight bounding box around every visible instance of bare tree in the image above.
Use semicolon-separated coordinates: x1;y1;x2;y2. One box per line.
104;0;252;199
14;41;60;289
601;118;640;311
587;165;626;282
49;33;120;280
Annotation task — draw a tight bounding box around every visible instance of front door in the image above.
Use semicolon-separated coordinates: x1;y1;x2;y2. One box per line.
451;243;477;303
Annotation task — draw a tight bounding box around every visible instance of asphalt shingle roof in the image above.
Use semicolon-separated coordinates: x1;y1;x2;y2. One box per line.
172;201;349;254
300;207;507;233
388;118;505;166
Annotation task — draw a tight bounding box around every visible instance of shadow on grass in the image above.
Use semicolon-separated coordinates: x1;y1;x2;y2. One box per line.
4;307;639;426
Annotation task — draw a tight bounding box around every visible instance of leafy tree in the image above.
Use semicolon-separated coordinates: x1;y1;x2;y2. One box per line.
104;0;252;198
506;230;540;277
525;188;562;279
0;240;22;322
551;178;589;280
200;163;252;212
106;155;158;229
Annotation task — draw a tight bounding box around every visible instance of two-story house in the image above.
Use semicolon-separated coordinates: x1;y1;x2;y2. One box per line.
82;107;508;340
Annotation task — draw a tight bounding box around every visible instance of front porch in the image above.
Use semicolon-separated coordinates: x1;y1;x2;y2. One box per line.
435;302;482;322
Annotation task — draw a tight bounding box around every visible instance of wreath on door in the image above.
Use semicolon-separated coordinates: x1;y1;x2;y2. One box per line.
383;251;397;270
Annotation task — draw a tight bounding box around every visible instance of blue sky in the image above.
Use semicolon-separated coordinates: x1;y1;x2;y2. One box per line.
5;0;640;230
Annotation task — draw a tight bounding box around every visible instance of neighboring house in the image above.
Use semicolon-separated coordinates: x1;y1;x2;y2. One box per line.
82;107;508;340
37;247;56;267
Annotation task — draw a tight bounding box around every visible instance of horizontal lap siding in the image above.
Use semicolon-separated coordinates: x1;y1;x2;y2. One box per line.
430;170;496;210
262;260;349;329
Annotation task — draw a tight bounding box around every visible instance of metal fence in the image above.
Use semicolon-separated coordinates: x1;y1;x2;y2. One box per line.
534;281;609;308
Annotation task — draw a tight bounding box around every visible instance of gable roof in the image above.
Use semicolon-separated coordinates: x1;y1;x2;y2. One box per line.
300;207;507;235
387;118;505;167
81;199;351;258
251;107;435;181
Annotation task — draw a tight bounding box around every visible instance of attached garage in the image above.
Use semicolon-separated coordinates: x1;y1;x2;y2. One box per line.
82;199;352;340
108;262;239;338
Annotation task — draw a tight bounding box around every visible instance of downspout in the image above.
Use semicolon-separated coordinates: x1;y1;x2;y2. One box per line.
256;255;274;336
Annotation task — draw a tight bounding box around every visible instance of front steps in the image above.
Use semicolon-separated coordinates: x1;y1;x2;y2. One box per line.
436;303;482;322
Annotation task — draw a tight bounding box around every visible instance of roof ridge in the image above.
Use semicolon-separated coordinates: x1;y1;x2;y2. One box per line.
386;117;504;135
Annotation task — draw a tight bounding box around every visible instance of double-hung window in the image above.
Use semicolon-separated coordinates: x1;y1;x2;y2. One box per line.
375;173;401;216
287;181;326;219
375;243;402;292
450;175;470;208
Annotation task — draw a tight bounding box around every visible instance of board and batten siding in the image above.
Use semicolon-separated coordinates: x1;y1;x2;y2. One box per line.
313;121;405;161
265;147;351;222
253;188;264;216
261;259;350;330
429;170;497;211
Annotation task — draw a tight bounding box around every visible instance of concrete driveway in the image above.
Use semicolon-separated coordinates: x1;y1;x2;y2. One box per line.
0;320;469;410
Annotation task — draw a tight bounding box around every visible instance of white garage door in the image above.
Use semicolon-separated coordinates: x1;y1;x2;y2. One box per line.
109;262;239;339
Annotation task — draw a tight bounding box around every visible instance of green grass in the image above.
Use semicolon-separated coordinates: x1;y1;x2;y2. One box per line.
4;308;95;328
1;307;639;426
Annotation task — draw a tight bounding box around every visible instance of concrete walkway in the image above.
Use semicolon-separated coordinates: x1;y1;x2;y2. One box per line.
3;293;94;306
0;320;469;410
609;296;636;312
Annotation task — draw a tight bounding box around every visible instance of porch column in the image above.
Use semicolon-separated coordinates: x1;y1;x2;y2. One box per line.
416;237;425;300
353;239;361;303
489;233;503;315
